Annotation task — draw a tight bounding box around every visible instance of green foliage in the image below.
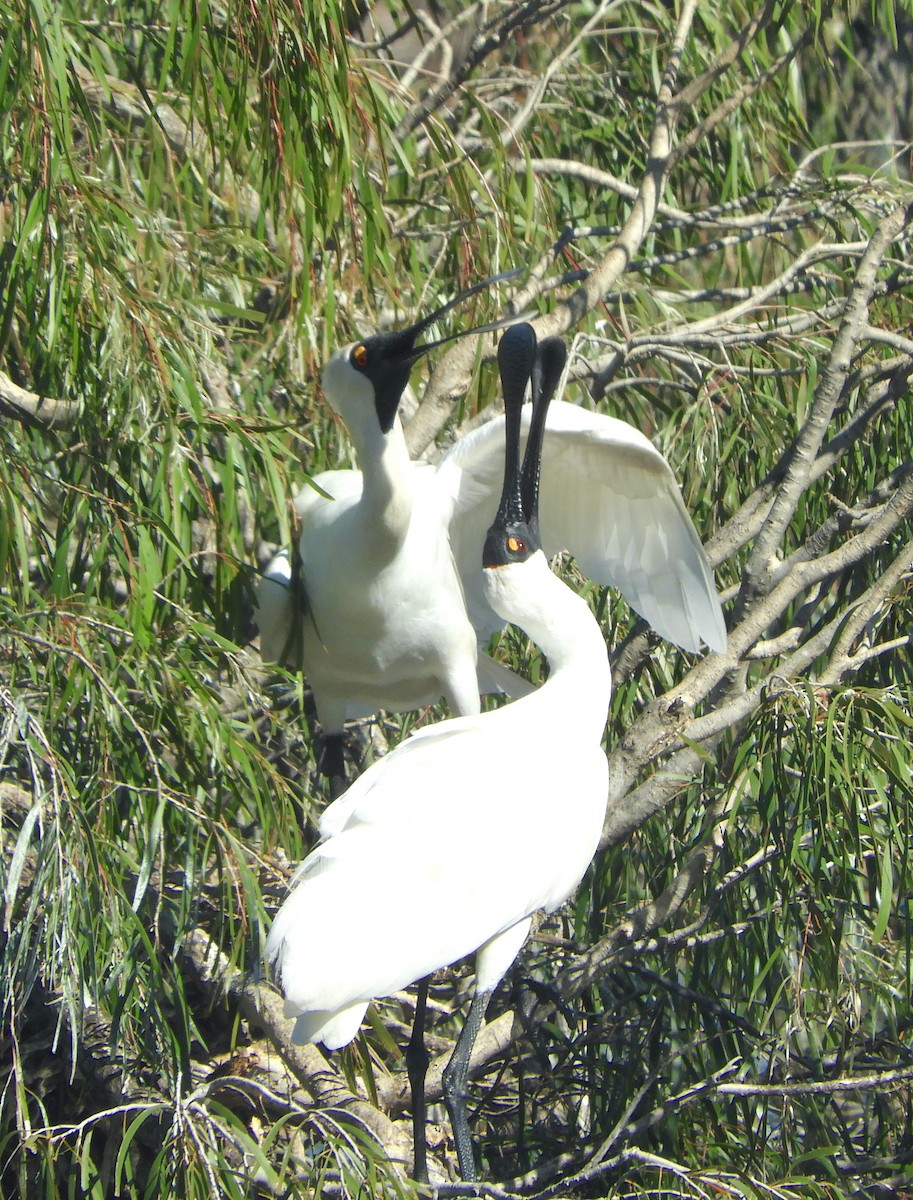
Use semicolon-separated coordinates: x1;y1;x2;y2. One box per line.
1;0;911;1195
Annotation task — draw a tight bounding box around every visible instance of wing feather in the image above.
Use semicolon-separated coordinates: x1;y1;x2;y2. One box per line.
438;400;726;653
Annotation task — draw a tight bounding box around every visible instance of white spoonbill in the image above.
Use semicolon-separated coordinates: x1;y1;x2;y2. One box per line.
265;323;611;1181
257;295;725;787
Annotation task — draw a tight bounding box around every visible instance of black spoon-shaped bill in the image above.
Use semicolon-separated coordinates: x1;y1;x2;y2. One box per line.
521;336;567;538
345;268;525;433
483;323;539;570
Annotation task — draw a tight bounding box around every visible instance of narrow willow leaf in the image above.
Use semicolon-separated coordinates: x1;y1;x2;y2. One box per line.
872;836;895;944
3;801;43;924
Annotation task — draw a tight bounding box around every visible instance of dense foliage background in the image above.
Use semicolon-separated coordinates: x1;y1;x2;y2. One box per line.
1;1;912;1196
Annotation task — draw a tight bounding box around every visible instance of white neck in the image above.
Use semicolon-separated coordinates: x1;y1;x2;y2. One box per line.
353;414;414;543
483;552;612;742
322;351;414;546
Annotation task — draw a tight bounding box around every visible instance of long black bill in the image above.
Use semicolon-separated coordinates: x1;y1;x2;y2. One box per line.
482;322;538;569
520;336;567;539
379;268;526;372
355;269;524;433
404;268;524;352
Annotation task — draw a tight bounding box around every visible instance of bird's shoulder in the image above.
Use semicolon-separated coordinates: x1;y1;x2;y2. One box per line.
293;469;363;518
316;710;513;838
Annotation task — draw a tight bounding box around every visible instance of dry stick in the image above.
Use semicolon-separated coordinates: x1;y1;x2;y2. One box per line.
755;470;913;603
608;595;909;853
398;7;464;92
585;1058;913;1184
180;926;415;1170
517;158;693;222
503;1063;685;1196
714;1063;913;1098
517;163;833;244
0;369;81;427
618;238;867;352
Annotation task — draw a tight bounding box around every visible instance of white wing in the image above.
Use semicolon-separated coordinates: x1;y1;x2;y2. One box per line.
439;400;726;653
266;703;607;1031
256;469;366;668
317;713;483;839
293;467;363;518
256;550;297;665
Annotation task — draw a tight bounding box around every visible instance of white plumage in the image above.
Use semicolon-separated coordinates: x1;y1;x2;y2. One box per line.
265;325;611;1180
266;555;610;1045
256;312;725;780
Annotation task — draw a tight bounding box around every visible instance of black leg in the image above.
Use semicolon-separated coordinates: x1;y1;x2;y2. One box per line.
319;732;347;797
442;989;491;1182
406;976;431;1183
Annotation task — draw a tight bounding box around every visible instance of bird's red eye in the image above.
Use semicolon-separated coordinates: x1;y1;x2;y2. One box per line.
507;535;525;554
352;344;369;368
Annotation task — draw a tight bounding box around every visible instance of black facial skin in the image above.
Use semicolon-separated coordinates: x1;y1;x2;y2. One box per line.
348;330;425;435
346;270;528;435
482;520;538;569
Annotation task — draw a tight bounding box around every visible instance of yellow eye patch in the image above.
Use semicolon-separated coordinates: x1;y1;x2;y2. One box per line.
507;535;526;554
352;344;369;368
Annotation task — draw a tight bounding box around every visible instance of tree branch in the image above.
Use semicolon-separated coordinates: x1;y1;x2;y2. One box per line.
0;369;81;427
403;0;700;456
741;199;913;600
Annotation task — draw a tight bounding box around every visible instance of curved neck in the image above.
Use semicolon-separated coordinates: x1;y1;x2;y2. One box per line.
484;554;612;742
348;413;414;546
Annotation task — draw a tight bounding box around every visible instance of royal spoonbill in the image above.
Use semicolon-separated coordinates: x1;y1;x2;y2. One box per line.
265;323;611;1181
257;295;725;787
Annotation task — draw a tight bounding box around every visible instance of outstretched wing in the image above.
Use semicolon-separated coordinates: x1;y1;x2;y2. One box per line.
438;399;726;653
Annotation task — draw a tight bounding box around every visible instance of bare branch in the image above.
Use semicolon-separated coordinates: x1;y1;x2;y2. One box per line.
404;0;700;456
713;1063;913;1097
0;369;81;427
742;199;913;599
